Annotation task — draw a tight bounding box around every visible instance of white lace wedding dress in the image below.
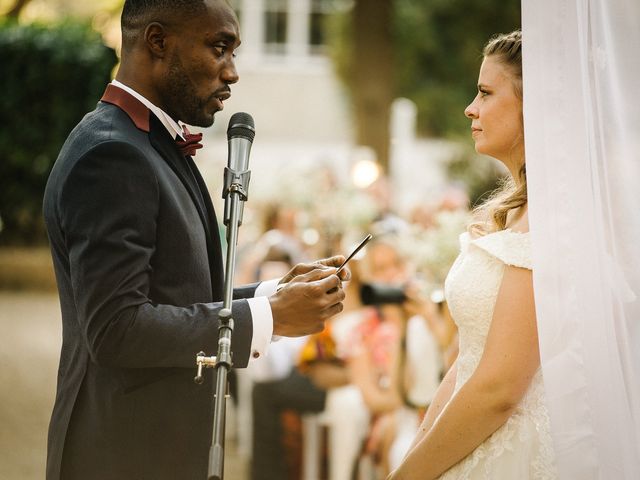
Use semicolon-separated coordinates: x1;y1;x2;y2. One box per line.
438;229;557;479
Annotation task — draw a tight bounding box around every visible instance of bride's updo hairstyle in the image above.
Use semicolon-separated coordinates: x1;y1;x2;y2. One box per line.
470;30;526;236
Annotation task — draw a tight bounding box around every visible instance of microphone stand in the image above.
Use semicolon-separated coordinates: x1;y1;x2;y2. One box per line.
194;164;251;480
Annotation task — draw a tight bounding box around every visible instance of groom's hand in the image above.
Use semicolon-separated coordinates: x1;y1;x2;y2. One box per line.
269;259;349;337
278;255;351;285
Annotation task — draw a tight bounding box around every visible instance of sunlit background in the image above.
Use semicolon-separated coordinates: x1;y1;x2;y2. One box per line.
0;0;520;478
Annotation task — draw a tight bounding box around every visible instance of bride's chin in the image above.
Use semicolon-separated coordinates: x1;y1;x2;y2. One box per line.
474;142;494;157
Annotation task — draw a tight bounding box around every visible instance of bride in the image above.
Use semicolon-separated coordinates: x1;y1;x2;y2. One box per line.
388;31;557;479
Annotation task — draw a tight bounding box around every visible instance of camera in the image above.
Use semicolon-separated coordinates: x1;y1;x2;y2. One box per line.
359;283;407;305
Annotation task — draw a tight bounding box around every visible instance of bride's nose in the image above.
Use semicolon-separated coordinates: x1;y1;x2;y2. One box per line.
465;101;478;119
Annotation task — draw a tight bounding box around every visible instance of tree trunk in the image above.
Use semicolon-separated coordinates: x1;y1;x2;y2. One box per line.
351;0;394;173
5;0;33;18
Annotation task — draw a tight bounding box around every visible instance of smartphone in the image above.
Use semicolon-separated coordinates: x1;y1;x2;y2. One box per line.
336;234;373;275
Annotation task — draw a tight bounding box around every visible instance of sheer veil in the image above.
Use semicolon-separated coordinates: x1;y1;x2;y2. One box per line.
523;0;640;478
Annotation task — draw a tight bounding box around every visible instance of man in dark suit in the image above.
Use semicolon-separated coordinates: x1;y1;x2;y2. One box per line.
42;1;348;478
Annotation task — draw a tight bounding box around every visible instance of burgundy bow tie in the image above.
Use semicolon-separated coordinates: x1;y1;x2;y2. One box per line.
176;125;203;157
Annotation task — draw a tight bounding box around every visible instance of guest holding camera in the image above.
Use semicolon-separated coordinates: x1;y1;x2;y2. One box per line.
344;236;442;477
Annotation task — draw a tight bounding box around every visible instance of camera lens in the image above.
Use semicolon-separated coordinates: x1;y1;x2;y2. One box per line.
360;283;407;305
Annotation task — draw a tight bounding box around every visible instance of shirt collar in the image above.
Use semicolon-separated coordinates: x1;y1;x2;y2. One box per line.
111;80;185;140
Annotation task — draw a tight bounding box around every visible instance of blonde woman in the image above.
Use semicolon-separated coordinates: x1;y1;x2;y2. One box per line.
389;31;557;479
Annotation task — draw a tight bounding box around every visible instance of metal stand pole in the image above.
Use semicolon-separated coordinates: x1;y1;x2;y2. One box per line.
194;169;250;480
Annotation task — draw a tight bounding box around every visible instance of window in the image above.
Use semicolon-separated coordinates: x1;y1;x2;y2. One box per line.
309;1;327;49
265;0;288;54
309;0;352;54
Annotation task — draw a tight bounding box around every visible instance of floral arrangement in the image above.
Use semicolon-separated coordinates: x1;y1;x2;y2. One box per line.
248;163;380;255
400;209;471;290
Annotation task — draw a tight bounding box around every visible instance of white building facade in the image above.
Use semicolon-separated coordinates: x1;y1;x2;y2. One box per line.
201;0;450;224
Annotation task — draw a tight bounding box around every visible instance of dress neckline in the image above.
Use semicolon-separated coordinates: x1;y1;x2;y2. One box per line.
465;228;530;242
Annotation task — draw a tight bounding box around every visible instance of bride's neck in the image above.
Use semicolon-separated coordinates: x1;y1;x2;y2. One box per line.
505;204;529;232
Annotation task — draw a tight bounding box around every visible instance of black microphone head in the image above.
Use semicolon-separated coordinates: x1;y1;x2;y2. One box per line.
227;112;255;142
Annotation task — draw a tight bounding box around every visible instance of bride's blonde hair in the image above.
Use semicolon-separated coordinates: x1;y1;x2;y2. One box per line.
469;30;526;236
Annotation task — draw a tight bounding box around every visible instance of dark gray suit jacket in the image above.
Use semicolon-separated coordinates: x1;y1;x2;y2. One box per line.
43;85;257;480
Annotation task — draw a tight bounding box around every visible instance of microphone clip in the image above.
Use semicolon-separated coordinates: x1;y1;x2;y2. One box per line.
222;167;251;227
222;167;251;201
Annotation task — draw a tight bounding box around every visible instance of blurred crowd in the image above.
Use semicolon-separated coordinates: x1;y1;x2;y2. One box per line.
232;175;471;480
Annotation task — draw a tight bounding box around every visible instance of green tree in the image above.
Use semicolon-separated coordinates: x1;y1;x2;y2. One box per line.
330;0;521;140
327;0;520;200
351;0;394;173
394;0;521;137
0;20;117;244
326;0;394;173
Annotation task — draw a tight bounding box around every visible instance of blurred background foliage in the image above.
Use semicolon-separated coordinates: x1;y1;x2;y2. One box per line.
0;17;117;245
393;0;521;138
0;0;519;244
327;0;521;139
327;0;519;203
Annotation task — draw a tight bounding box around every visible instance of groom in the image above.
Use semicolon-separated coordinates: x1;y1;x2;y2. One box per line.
43;1;347;479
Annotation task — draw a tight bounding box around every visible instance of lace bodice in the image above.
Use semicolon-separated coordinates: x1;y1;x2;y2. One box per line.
438;229;557;479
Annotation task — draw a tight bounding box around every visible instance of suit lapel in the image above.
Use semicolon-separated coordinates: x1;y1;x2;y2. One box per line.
185;155;224;299
99;84;223;298
147;118;223;298
147;116;212;237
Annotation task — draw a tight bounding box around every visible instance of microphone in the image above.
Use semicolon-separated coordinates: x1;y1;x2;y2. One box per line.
227;112;255;173
223;112;255;226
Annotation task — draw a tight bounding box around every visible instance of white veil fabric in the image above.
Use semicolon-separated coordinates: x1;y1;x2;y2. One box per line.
522;0;640;478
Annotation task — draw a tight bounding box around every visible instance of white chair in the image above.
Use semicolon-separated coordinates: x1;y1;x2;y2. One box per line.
302;385;370;480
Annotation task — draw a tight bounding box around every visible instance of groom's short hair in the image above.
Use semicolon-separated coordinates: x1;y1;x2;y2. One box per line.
121;0;210;46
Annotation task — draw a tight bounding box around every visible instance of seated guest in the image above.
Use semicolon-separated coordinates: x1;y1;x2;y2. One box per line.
345;237;441;478
250;248;361;480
